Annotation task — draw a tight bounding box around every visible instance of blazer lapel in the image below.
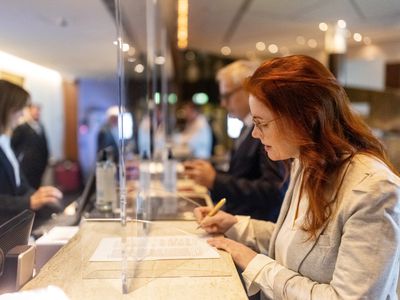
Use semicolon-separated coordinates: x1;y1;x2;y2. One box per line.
282;158;354;272
287;222;329;272
0;148;17;191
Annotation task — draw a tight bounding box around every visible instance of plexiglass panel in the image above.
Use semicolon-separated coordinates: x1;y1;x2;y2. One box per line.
81;0;225;295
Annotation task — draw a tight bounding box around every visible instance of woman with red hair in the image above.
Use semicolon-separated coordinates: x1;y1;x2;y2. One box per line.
195;55;400;299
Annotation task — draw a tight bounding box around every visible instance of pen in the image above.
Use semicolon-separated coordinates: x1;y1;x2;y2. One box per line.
196;198;226;229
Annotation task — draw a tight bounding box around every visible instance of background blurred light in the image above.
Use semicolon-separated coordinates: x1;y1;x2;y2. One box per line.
192;92;209;105
319;22;328;31
221;46;231;56
256;41;266;51
337;19;347;29
268;44;278;53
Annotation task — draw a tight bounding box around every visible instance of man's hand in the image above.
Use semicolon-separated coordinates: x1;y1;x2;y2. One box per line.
30;186;63;210
184;160;217;189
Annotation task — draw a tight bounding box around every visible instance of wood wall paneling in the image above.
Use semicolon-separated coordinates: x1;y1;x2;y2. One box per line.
63;81;78;161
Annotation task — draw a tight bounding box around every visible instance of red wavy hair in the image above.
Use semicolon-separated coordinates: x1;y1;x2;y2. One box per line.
244;55;397;237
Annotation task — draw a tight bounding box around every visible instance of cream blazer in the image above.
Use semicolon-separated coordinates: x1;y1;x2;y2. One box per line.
229;154;400;299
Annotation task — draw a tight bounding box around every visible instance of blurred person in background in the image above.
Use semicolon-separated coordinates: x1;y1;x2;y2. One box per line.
173;101;212;159
97;106;119;163
11;103;49;189
185;60;288;222
0;80;62;225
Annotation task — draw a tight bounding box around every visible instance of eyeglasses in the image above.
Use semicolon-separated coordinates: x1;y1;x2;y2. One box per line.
252;117;280;136
219;86;242;102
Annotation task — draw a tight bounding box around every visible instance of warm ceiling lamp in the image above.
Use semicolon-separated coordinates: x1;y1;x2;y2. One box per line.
177;0;188;49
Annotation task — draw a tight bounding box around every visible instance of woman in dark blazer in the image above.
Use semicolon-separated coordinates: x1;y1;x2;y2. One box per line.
0;80;62;224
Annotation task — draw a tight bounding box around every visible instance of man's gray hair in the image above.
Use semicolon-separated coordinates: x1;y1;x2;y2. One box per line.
216;60;260;86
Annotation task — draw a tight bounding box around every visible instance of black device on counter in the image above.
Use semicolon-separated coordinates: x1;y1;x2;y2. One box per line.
0;210;35;293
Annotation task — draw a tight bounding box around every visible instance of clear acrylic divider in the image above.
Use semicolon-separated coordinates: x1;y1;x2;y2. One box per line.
79;0;231;295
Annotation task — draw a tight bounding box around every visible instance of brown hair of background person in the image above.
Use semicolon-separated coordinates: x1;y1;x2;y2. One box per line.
245;54;398;237
0;80;29;134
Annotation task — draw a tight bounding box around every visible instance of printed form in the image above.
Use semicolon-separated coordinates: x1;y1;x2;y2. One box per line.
90;235;220;261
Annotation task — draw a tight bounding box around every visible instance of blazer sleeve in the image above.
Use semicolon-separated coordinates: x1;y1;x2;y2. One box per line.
0;171;34;213
226;218;276;255
268;177;400;299
0;193;32;212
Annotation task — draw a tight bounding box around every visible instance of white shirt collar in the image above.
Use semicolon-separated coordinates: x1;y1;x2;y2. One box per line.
0;134;11;148
0;134;21;186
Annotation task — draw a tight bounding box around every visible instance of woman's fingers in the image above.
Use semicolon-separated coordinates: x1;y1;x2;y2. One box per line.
202;224;219;233
193;206;212;222
207;237;231;252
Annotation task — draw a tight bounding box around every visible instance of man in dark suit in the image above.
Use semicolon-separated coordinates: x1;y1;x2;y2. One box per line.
97;106;119;163
11;104;49;189
184;61;288;222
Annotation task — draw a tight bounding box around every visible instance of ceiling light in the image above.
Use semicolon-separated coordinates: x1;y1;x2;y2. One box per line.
296;36;305;45
353;33;362;42
122;43;130;52
319;22;328;32
268;44;278;54
177;0;188;49
363;36;372;45
113;39;130;52
155;56;165;65
192;92;209;105
0;51;61;83
134;64;144;73
221;46;231;56
256;42;266;51
307;39;317;48
337;20;346;29
128;47;136;56
128;57;136;63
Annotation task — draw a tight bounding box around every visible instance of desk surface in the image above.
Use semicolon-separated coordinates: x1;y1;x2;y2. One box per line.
23;221;248;300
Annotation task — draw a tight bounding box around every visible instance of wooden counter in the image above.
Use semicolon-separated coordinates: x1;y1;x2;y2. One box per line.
22;220;248;300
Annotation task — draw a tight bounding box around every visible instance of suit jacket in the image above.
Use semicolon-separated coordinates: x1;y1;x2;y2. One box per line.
211;125;288;222
11;122;49;189
97;124;119;163
0;148;34;224
228;154;400;299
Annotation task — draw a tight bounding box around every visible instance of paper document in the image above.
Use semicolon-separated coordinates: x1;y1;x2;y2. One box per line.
35;226;79;245
90;235;220;261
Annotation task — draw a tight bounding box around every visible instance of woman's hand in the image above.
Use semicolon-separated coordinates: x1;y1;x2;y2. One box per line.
30;186;63;210
194;206;238;234
208;236;257;270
